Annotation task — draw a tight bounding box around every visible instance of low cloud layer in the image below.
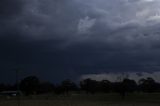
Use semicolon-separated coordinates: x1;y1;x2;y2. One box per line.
80;72;160;82
1;0;160;83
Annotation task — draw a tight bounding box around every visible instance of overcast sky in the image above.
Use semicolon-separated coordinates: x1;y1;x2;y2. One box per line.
1;0;160;83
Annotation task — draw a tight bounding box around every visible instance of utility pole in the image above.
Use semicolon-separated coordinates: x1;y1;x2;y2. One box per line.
15;69;21;106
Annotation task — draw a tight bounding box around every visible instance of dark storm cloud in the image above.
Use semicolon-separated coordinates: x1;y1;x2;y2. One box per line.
1;0;160;83
0;0;24;19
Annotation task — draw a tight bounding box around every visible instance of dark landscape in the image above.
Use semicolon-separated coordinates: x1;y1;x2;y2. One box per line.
1;0;160;105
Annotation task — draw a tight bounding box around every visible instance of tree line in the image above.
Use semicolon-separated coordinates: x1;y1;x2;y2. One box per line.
0;76;160;96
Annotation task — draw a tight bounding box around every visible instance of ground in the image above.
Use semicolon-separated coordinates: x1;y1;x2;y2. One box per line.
0;93;160;106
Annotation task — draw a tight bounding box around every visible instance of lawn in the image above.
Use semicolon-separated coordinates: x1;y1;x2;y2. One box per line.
0;93;160;106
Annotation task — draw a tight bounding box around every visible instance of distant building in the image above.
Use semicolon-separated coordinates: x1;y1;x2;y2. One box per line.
0;91;22;97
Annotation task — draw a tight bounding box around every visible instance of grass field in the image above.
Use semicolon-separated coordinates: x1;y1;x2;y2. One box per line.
0;93;160;106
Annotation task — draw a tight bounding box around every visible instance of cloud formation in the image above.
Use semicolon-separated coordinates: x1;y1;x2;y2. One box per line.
80;72;160;82
1;0;160;83
78;16;96;34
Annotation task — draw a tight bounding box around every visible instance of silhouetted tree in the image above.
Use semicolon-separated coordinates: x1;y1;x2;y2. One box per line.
138;77;158;93
99;80;112;93
111;78;137;99
38;82;55;94
80;78;98;94
20;76;40;95
55;79;78;95
0;83;6;92
112;82;121;93
54;85;64;95
122;78;137;93
61;79;78;95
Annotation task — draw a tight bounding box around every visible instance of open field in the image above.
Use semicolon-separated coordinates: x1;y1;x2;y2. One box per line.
0;93;160;106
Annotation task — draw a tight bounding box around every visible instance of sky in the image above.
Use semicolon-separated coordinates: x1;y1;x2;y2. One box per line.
1;0;160;83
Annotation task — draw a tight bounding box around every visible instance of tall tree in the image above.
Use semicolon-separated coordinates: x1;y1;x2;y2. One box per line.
80;78;98;94
99;80;112;93
20;76;40;95
55;79;78;95
38;82;55;94
122;78;137;93
139;77;158;93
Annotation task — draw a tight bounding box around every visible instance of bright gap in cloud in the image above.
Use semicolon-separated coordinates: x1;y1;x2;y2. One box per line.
80;72;160;82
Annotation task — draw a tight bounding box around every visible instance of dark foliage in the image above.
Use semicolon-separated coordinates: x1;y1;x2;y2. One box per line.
38;82;55;94
1;76;160;96
55;79;78;95
99;80;112;93
19;76;40;95
80;78;98;94
138;77;160;93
